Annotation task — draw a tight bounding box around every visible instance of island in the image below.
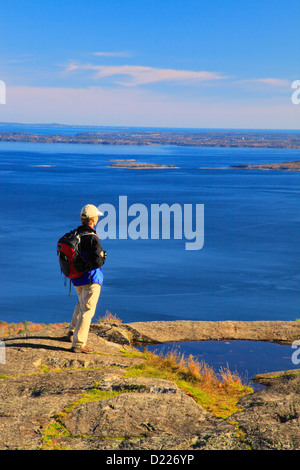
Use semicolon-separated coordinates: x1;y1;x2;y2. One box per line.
230;160;300;171
110;162;178;169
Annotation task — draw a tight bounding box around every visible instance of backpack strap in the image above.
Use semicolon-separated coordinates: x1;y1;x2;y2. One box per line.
78;231;99;238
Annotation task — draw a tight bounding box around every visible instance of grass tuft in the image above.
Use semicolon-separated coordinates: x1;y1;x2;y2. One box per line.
96;310;123;325
126;347;253;418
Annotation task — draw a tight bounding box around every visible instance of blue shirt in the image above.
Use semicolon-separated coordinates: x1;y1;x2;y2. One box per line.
71;267;103;286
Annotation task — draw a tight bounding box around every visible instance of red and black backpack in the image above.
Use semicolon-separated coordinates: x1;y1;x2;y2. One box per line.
57;229;91;279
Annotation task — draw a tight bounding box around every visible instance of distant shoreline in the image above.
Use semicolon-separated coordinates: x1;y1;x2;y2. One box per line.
1;129;300;149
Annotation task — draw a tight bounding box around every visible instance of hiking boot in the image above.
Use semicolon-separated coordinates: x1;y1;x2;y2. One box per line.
71;345;94;354
65;331;74;342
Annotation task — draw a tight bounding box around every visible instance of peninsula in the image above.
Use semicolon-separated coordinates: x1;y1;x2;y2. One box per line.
1;129;300;149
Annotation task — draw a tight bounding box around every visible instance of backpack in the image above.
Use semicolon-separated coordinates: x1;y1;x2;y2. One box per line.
57;229;92;279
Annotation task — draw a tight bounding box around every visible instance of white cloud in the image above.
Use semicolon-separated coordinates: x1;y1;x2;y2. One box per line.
253;78;291;87
236;77;291;88
65;63;228;87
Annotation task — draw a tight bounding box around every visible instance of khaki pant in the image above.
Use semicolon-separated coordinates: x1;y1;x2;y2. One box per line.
69;283;101;347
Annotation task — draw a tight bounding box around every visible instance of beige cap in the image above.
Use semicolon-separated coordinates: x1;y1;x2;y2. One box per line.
80;204;103;218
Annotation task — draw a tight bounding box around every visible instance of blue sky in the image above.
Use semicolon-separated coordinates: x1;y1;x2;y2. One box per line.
0;0;299;128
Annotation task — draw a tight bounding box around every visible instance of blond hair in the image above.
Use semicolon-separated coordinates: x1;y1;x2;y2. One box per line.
80;215;93;226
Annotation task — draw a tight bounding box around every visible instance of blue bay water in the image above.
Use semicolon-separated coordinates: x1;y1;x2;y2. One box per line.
1;137;299;380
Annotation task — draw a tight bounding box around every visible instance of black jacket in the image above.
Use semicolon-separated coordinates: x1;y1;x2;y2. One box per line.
77;225;105;269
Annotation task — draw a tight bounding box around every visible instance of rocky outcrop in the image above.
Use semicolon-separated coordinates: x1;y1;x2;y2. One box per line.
93;320;300;346
61;375;247;451
230;372;300;450
0;321;299;450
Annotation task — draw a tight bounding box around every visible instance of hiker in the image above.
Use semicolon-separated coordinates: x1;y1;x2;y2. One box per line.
67;204;106;353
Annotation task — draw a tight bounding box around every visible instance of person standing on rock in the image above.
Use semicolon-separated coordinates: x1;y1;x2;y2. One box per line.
67;204;106;353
